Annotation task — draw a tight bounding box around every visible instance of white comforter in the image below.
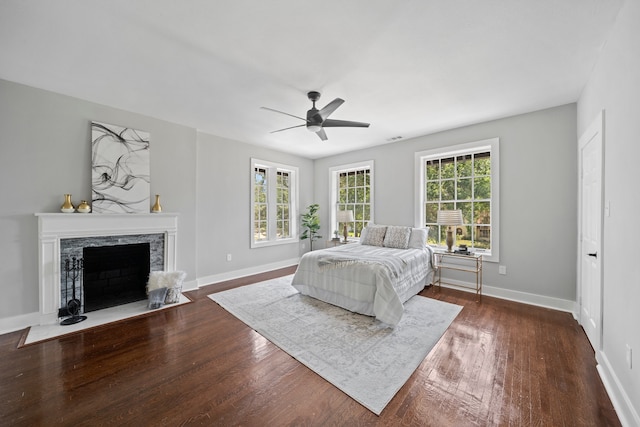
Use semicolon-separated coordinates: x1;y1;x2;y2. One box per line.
291;244;434;326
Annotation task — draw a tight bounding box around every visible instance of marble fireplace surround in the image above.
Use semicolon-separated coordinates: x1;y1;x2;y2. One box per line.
35;213;178;326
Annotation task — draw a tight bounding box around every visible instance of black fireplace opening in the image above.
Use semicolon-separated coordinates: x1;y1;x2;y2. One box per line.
83;243;150;313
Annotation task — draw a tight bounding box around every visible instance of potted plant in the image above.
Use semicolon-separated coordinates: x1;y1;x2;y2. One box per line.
300;203;322;251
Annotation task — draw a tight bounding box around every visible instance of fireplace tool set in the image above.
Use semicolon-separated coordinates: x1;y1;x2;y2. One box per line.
60;257;87;325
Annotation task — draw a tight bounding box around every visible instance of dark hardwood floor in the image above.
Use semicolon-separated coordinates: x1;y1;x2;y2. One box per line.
0;267;621;426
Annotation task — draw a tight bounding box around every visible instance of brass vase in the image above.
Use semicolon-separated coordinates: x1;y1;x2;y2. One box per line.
77;200;91;213
60;194;75;213
151;194;162;213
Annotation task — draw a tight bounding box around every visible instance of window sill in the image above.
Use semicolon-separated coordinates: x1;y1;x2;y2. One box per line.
251;237;298;249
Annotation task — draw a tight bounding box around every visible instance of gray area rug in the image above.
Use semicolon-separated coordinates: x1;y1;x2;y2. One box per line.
208;275;462;415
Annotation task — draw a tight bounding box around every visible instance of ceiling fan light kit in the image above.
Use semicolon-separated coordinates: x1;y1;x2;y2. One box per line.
262;91;370;141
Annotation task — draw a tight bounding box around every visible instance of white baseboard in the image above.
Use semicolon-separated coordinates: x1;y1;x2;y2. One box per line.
436;278;577;313
0;311;40;336
597;351;640;427
196;257;300;288
182;279;198;292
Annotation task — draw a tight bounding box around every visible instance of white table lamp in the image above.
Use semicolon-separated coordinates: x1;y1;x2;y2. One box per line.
437;209;463;252
337;210;354;243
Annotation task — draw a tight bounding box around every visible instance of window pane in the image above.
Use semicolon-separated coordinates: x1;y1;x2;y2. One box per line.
339;188;347;203
457;178;472;200
426;160;439;180
347;188;355;203
425;203;439;224
456;225;471;246
475;226;491;248
427;227;439;245
457;155;472;177
441;180;455;200
474;176;491;199
426;182;440;201
441;157;455;179
474;202;490;224
458;202;472;223
474;153;491;176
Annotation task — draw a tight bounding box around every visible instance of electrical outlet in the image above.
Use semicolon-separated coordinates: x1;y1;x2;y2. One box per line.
626;344;633;369
226;253;232;261
499;265;507;275
302;243;305;250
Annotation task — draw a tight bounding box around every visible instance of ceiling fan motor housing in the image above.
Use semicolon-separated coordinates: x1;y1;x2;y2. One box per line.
307;91;321;102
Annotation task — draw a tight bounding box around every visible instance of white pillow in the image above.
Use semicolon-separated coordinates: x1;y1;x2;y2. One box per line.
147;271;187;304
408;227;429;249
383;226;412;249
360;225;387;246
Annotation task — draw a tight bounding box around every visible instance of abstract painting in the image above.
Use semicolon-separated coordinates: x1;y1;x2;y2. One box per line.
91;121;150;213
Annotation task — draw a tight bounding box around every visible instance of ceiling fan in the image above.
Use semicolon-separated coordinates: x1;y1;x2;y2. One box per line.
261;91;370;141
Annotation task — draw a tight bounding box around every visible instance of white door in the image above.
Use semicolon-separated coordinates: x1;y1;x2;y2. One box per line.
578;111;604;351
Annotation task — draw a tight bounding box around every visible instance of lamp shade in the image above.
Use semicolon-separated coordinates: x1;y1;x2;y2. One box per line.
337;210;354;223
437;209;463;225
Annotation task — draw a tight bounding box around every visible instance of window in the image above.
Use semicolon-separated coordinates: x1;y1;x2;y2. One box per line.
329;161;374;239
251;158;298;248
415;138;499;262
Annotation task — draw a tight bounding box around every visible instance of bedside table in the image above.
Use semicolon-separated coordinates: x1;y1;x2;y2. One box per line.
433;251;483;301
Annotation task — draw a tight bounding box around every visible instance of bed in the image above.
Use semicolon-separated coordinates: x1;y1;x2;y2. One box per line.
291;225;434;326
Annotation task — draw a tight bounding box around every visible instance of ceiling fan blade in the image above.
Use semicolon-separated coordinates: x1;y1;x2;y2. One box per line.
315;128;328;141
317;98;344;120
270;124;306;134
260;106;308;122
322;119;370;128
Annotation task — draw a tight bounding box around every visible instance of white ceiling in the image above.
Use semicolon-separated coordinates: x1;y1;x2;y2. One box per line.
0;0;623;159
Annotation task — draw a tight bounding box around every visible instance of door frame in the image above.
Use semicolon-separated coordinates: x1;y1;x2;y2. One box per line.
577;110;605;352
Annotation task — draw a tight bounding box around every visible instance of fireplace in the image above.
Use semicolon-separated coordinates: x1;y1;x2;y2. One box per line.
36;213;178;325
83;243;151;312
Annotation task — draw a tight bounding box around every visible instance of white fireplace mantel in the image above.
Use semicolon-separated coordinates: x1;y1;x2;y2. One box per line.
35;213;178;325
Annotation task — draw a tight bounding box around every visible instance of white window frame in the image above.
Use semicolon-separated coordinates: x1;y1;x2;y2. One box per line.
414;138;499;262
329;160;374;240
251;158;299;248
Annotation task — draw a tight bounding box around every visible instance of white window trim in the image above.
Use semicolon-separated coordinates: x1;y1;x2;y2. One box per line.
329;160;374;240
251;158;299;248
414;138;500;263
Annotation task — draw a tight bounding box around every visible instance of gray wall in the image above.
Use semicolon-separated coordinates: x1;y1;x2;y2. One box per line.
577;0;640;423
196;132;313;282
314;104;578;301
